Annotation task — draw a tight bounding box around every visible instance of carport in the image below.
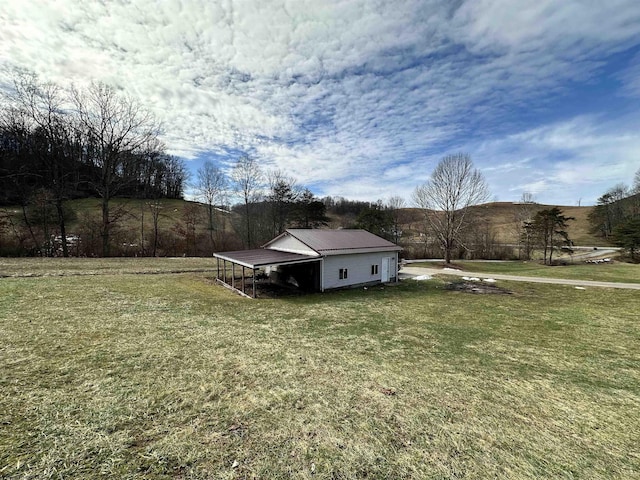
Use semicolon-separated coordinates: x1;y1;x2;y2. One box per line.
214;249;322;298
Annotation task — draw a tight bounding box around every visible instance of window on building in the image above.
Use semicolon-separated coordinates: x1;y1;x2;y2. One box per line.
339;268;348;279
371;264;379;275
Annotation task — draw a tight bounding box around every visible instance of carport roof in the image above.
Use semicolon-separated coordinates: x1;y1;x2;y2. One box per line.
214;249;321;269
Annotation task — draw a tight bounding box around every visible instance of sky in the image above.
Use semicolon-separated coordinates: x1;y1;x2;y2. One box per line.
1;0;640;206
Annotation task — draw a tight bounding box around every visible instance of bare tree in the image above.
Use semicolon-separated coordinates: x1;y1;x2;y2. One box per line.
513;192;538;259
163;155;189;199
148;199;163;257
588;183;630;238
172;203;201;256
5;73;78;256
195;160;227;247
387;195;406;244
412;153;490;263
519;192;535;205
230;155;263;248
633;167;640;195
71;82;160;256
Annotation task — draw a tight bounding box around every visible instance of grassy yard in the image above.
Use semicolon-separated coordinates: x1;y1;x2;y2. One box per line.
1;259;639;478
414;260;640;284
0;257;220;278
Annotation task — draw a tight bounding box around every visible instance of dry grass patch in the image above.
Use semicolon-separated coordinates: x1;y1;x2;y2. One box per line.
1;262;639;478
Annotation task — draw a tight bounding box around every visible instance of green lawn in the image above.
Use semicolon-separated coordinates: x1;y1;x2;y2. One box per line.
1;259;639;478
413;260;640;284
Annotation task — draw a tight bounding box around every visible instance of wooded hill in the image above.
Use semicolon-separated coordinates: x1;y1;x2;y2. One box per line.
0;197;609;258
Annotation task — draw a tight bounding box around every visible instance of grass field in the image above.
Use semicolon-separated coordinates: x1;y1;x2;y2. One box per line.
0;257;220;277
1;259;639;478
415;260;640;284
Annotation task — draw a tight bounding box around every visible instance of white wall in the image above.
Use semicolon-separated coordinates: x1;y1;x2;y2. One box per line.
322;251;397;290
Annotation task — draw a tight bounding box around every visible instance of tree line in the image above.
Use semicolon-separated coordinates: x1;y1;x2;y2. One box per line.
0;73;187;256
588;170;640;260
0;73;396;257
193;156;330;251
192;156;416;253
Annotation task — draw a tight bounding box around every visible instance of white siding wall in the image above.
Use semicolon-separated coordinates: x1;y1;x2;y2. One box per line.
267;234;318;256
322;251;397;290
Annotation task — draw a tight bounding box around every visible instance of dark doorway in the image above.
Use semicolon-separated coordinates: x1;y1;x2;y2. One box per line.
273;262;321;292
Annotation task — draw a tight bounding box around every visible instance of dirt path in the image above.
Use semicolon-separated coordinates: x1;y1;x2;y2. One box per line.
400;266;640;290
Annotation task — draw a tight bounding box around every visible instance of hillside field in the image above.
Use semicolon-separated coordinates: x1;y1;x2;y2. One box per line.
461;202;605;246
1;258;639;478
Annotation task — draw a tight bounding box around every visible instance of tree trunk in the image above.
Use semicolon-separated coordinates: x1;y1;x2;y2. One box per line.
140;203;146;256
208;203;215;249
152;205;160;257
244;201;251;247
152;220;158;257
42;201;50;257
21;204;39;253
55;199;69;257
102;196;110;257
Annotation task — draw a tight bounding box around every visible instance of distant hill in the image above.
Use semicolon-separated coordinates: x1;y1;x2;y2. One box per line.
464;202;604;246
0;197;609;257
0;198;236;257
398;202;606;247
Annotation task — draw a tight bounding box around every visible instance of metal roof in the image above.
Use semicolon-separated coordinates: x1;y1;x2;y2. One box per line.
280;229;402;255
214;249;321;269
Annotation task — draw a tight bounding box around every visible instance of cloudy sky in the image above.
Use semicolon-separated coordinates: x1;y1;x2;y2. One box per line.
2;0;640;205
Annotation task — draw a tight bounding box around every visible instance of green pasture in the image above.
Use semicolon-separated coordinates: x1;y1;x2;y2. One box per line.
1;259;639;478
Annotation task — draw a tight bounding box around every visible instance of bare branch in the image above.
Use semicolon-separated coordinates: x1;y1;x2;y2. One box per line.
412;153;490;263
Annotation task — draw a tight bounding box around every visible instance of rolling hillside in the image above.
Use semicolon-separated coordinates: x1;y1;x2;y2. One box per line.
0;198;609;257
463;202;604;246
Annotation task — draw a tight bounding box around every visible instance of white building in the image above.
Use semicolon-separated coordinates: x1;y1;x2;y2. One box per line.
214;229;402;297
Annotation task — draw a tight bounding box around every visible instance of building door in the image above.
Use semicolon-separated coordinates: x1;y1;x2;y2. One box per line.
381;257;391;282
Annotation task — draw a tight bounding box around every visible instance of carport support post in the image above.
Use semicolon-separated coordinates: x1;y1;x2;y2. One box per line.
232;263;235;289
216;257;220;281
241;266;245;295
223;260;227;284
252;269;256;298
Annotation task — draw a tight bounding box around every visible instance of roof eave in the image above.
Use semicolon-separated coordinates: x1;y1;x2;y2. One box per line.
318;246;402;256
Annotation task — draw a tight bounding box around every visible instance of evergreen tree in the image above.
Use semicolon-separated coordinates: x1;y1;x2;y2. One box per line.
531;207;574;265
612;218;640;261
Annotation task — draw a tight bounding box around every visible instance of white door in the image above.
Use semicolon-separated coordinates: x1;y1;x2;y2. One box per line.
381;257;391;282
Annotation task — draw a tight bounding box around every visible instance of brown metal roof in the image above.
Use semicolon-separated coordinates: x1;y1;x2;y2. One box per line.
214;249;321;269
282;229;402;255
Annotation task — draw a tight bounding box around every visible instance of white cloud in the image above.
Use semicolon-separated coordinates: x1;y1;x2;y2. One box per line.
1;0;640;204
452;0;640;54
472;115;640;204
